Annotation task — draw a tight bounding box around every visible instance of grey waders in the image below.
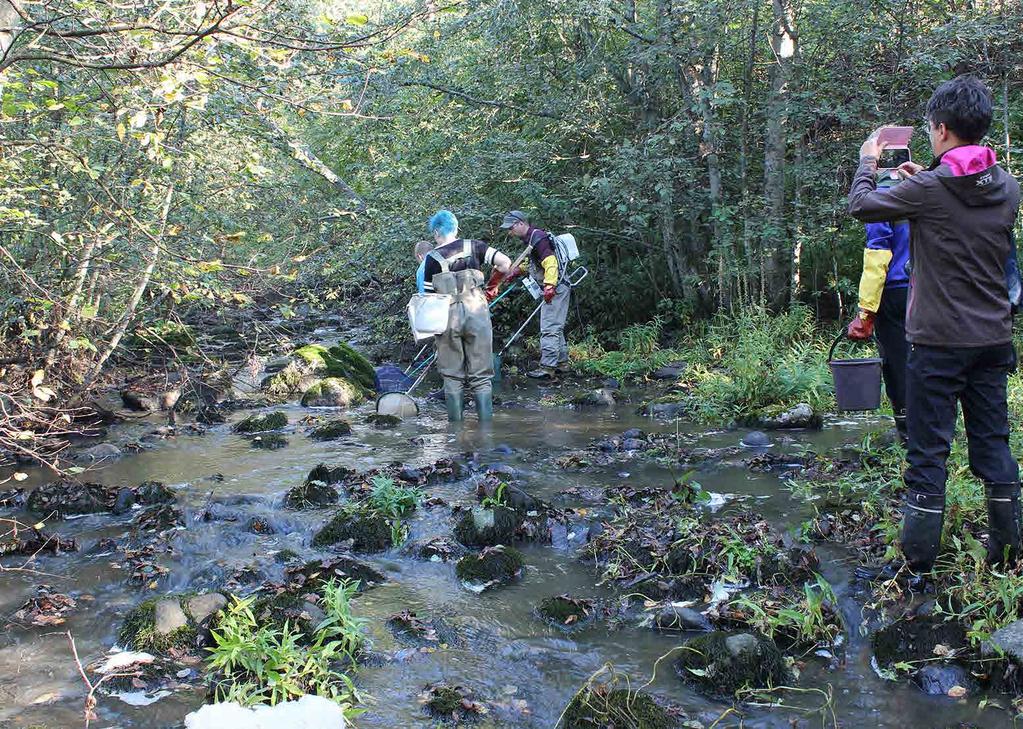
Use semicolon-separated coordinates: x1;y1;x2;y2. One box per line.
428;243;495;422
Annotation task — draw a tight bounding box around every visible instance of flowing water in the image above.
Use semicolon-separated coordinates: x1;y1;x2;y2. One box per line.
0;380;1014;728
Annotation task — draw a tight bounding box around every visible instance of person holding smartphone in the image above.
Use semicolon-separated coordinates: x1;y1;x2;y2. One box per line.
849;75;1021;578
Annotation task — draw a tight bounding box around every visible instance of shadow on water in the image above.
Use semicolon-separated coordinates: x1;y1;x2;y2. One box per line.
0;381;1014;727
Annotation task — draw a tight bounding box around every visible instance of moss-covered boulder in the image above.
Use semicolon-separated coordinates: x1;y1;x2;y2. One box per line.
301;377;367;408
250;433;288;450
312;506;393;552
119;593;227;654
251;590;324;640
455;545;525;589
27;479;175;517
366;413;401;429
674;631;788;699
562;685;677;729
309;419;353;440
260;342;375;398
305;463;356;485
233;411;287;433
872;617;968;669
536;595;595;628
285;555;385;591
283;478;339;509
453;505;521;547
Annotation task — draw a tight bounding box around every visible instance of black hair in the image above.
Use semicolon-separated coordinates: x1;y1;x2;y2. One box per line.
925;75;993;144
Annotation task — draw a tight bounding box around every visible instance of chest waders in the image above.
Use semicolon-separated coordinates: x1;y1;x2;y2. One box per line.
428;242;495;421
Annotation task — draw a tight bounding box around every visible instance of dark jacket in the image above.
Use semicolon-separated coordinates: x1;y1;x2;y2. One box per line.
848;147;1020;347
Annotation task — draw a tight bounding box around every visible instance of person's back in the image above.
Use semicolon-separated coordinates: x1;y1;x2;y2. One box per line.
848;74;1022;578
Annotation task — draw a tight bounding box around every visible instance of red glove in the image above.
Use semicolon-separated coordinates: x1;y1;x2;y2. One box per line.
847;310;875;340
484;270;504;302
504;266;524;283
543;284;556;304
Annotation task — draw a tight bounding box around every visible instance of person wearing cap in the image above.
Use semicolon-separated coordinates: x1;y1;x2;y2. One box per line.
423;210;512;421
846;171;911;443
487;211;570;379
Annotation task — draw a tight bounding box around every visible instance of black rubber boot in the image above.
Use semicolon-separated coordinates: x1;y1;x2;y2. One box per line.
474;390;493;422
443;381;464;422
900;491;945;573
986;482;1021;566
894;414;908;446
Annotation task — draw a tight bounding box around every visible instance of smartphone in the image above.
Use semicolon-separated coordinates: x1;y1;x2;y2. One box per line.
879;147;911;170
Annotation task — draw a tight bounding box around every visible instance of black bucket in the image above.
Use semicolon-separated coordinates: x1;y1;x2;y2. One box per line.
828;332;883;412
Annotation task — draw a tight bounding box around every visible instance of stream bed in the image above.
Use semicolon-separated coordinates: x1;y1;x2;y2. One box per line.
0;378;1014;728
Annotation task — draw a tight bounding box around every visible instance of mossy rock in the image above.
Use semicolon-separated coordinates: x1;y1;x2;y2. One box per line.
421;683;487;721
453;505;521;547
305;463;356;485
294;343;376;391
233;411;287;433
366;413;401;429
674;631;788;699
455;545;525;588
119;596;204;654
300;377;367;408
261;361;320;399
309;419;353;440
536;595;594;628
312;507;393;552
562;685;677;729
285;555;386;591
275;548;301;563
283;479;339;509
250;433;288;450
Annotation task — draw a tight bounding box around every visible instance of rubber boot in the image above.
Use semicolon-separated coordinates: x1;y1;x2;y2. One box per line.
894;414;908;447
443;380;464;422
474;390;493;422
900;491;945;573
985;482;1021;566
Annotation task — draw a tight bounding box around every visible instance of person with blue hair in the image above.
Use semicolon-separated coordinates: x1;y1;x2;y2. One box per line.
421;210;512;421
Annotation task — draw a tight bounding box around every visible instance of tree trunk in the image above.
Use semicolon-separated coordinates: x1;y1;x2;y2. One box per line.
763;0;798;308
698;46;726;308
739;1;760;307
80;187;173;391
0;1;22;96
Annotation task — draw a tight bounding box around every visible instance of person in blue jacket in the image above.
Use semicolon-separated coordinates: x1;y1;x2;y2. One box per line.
846;171;911;442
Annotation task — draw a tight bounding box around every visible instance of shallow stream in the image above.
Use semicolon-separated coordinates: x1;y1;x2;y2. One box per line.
0;378;1014;728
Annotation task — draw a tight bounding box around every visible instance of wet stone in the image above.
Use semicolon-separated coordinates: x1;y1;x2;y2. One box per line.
912;664;974;696
622;428;645;440
654;604;713;632
154;599;188;634
621;438;647;451
247;516;275;534
572;388;616;408
759;403;822;430
536;595;595;628
421;683;487;721
186;593;227;626
741;430;771;448
113;487;135;514
75;443;123;462
985;619;1023;662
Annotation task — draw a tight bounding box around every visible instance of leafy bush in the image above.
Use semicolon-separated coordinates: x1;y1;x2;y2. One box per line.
683;307;833;422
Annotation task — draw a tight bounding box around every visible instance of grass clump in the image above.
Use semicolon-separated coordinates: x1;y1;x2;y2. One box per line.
572;319;688;383
207;579;365;711
366;475;422;546
233;411;287;433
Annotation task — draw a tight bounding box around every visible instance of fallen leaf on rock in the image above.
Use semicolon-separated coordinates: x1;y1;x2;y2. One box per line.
948;685;967;698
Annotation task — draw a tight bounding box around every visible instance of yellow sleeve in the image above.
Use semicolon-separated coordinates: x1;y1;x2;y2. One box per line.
857;248;892;313
540;254;559;286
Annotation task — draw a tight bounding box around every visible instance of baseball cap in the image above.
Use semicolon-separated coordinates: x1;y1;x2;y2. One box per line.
500;210;528;229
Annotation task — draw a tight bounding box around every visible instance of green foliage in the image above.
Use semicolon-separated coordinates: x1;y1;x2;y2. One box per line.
366;476;422;518
730;574;842;650
207;584;364;712
683;307;833;422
